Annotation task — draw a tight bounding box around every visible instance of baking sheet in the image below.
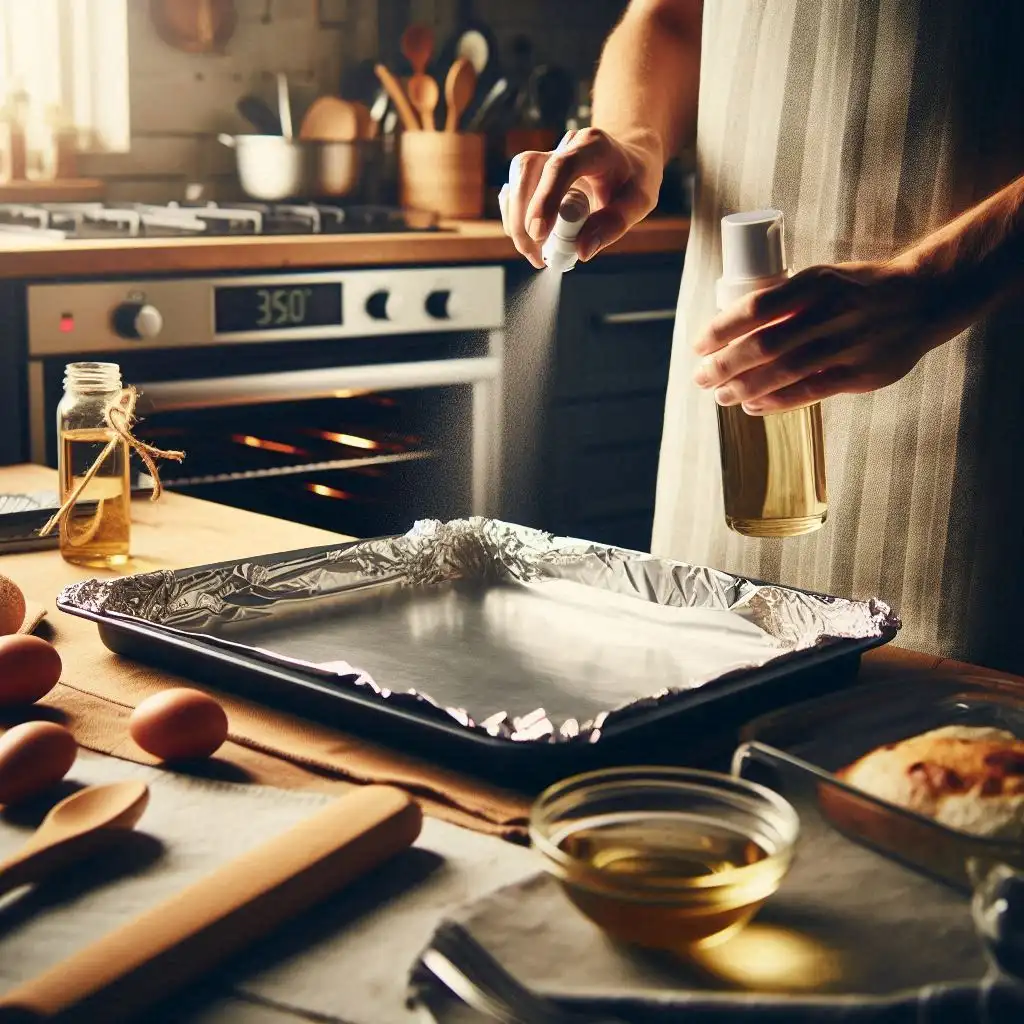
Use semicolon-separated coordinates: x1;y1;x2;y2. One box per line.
59;518;900;744
0;491;60;552
0;488;151;553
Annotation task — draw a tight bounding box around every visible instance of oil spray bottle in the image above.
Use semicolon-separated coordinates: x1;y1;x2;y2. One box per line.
714;210;827;537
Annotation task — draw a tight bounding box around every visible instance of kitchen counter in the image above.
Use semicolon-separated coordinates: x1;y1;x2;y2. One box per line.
0;216;690;278
0;463;531;836
2;464;1021;1020
2;462;1019;826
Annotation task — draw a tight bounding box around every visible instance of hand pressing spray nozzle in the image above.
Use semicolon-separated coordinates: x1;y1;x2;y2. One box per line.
541;188;591;272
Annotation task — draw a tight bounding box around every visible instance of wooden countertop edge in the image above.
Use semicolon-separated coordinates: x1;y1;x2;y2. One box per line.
0;217;690;278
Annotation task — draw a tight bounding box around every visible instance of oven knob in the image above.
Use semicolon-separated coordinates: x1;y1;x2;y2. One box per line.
112;302;163;340
425;289;456;320
365;289;401;320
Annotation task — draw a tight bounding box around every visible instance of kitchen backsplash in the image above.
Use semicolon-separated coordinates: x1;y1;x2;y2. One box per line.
77;0;628;204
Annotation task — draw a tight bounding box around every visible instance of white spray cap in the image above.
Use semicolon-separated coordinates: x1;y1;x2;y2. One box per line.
715;209;790;309
541;187;590;272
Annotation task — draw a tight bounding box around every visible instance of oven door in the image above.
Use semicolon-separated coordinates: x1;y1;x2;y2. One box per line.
32;339;501;540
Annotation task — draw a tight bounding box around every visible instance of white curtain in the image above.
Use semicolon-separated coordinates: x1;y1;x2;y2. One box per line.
0;0;129;152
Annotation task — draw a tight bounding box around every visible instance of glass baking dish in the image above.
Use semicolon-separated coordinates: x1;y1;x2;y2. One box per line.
731;673;1024;891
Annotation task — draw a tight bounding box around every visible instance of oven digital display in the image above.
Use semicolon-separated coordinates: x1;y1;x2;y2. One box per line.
214;283;342;333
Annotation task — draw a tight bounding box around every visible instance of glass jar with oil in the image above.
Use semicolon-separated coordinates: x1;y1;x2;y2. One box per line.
56;361;130;567
714;211;828;538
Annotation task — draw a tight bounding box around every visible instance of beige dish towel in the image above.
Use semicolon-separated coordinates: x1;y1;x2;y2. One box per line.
17;599;46;635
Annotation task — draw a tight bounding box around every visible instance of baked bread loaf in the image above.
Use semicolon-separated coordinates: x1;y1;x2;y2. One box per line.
835;725;1024;842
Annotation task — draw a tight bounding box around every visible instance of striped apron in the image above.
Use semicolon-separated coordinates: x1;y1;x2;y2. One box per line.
652;0;1024;671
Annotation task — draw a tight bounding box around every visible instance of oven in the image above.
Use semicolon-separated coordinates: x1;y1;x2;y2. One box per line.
25;265;504;538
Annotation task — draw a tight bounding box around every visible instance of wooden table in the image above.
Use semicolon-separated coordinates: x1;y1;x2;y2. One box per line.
0;464;359;791
0;462;1015;834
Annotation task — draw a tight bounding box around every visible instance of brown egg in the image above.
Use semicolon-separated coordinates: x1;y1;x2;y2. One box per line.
0;721;77;804
0;573;26;635
0;634;63;707
130;688;229;762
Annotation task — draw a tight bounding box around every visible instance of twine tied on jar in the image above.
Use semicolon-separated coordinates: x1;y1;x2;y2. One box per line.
39;387;185;539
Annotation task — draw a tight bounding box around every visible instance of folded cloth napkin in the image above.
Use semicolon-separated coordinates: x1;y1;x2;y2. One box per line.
412;796;1024;1024
552;980;1024;1022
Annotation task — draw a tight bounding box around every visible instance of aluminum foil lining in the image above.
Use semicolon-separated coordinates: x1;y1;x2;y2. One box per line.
60;518;901;743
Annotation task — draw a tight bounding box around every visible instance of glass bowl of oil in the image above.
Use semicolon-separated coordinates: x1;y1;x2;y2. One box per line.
530;767;799;952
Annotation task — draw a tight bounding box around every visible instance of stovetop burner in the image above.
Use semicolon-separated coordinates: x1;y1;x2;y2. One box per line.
0;202;440;241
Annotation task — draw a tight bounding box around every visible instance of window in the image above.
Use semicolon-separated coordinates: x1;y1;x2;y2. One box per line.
0;0;129;153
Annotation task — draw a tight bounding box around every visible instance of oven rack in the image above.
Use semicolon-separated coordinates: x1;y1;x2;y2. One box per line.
142;449;439;489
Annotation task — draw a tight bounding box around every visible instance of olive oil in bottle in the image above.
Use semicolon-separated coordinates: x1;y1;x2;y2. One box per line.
56;362;130;567
714;211;827;537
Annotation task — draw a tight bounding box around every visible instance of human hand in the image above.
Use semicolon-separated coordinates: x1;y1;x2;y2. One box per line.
692;261;957;414
499;127;664;269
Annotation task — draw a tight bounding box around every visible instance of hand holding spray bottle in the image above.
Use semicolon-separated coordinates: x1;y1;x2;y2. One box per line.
498;174;592;273
502;163;827;536
713;210;827;537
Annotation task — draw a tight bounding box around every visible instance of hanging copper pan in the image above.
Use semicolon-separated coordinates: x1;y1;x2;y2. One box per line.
149;0;237;55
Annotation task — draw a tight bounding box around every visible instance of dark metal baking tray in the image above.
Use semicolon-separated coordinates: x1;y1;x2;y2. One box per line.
58;518;900;788
0;492;62;552
0;488;153;553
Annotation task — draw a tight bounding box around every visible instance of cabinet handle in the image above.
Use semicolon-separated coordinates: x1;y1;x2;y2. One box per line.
599;309;676;326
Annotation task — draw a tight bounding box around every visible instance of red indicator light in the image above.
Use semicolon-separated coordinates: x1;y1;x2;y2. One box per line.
59;314;74;333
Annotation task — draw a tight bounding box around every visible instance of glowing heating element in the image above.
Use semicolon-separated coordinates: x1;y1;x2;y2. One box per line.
311;430;380;450
307;483;353;500
232;434;306;455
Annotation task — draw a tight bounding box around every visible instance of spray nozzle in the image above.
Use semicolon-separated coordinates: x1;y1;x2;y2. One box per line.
541;187;590;272
715;208;791;310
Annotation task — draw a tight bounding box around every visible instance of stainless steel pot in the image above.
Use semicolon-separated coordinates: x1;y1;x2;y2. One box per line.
218;133;364;201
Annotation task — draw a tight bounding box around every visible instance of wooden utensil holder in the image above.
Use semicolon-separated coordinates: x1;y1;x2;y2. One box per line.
399;131;484;220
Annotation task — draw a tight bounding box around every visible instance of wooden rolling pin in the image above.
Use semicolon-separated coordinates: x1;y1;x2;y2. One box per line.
0;785;422;1022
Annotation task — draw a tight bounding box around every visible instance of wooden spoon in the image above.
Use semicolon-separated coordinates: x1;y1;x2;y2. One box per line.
374;63;421;132
444;57;477;133
0;780;149;898
407;74;440;131
401;22;435;77
401;22;438;131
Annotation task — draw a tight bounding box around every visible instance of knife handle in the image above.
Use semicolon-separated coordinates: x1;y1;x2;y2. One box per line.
0;785;422;1022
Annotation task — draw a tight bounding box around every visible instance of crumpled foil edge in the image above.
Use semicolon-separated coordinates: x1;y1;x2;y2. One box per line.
59;518;901;744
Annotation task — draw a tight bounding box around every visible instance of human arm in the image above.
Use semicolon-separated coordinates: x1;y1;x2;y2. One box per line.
500;0;702;267
693;173;1024;414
